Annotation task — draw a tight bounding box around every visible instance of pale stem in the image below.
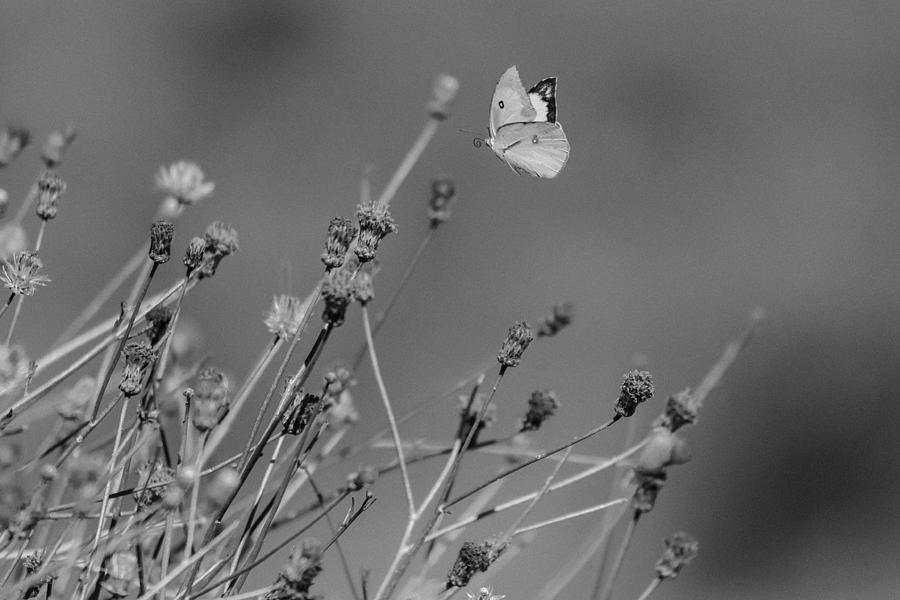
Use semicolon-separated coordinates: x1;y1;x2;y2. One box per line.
375;118;440;210
634;578;662;600
512;498;629;537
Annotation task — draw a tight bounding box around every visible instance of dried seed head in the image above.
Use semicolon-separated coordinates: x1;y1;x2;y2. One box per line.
631;469;667;514
0;224;28;260
656;388;698;432
345;466;378;492
497;321;534;368
40;123;77;168
635;427;692;475
428;176;456;227
100;550;137;598
198;221;239;278
265;294;307;339
35;171;66;220
447;540;498;589
146;306;174;346
321;216;357;270
183;236;206;273
1;251;50;296
119;341;156;397
155;161;215;206
355;201;397;263
537;302;574;337
0;127;30;167
428;73;460;120
655;532;699;580
149;220;175;264
614;370;654;418
521;389;560;432
191;367;230;432
321;268;354;327
267;539;323;600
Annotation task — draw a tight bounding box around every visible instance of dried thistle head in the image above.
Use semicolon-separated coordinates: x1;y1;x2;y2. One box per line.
35;171;66;220
655;532;699;580
183;236;207;274
119;341;156;397
321;216;357;270
656;388;698;432
631;469;666;514
321;267;354;327
497;321;534;368
614;370;654;418
447;540;500;589
146;305;173;346
355;201;397;263
198;221;239;278
267;539;323;600
1;251;50;296
155;161;215;206
149;220;175;264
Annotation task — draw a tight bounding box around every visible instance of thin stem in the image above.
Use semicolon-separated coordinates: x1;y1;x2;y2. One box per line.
33;220;47;252
374;117;440;210
12;181;37;225
184;431;208;559
634;578;662;600
498;447;572;546
362;306;414;513
596;512;640;600
4;295;22;345
307;472;362;600
512;499;629;537
0;293;15;322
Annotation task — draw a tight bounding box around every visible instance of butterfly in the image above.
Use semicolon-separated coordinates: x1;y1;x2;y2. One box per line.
484;66;570;178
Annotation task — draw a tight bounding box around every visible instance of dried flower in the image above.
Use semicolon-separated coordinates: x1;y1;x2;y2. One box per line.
191;367;230;432
119;341;156;397
22;551;54;599
655;532;699;580
428;73;460;120
133;460;174;510
537;302;573;337
149;220;175;264
1;251;50;296
355;201;397;262
321;217;357;270
198;221;239;278
0;224;27;260
100;550;137;597
497;321;534;368
345;466;378;492
634;427;691;475
614;370;654;418
35;171;66;220
146;305;173;346
447;540;498;588
521;389;559;432
428;176;456;226
155;161;215;206
183;236;206;274
265;294;307;339
656;388;698;432
267;539;323;600
40;123;77;167
321;268;354;326
631;469;666;514
0;127;30;167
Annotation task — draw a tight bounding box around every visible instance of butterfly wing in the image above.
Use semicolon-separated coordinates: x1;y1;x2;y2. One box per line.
489;66;537;138
528;77;557;123
491;121;570;179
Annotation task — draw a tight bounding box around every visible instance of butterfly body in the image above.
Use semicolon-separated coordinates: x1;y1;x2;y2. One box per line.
485;66;570;178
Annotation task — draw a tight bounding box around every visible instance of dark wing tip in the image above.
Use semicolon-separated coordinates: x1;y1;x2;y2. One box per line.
528;77;558;123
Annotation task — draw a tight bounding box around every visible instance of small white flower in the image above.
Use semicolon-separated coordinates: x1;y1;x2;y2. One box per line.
155;161;215;205
1;251;50;296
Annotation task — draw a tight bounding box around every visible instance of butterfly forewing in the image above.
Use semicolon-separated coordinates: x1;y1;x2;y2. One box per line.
528;77;557;123
493;121;570;179
489;66;537;138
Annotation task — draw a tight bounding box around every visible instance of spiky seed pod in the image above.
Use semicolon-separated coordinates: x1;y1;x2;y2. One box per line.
40;123;77;168
632;469;667;514
354;201;397;263
321;217;357;270
183;236;206;274
266;539;323;600
521;389;560;432
265;295;306;339
655;532;699;580
191;368;229;432
428;176;456;227
0;127;30;167
537;302;574;337
428;73;460;120
1;251;50;296
155;161;215;206
447;540;497;588
35;171;66;220
657;388;698;432
321;268;354;327
149;220;175;264
497;321;534;368
614;370;654;418
119;341;156;397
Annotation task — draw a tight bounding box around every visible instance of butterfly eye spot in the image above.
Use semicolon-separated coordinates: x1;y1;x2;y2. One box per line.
498;100;505;109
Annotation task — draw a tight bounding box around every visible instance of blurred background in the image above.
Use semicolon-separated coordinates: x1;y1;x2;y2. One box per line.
2;1;900;599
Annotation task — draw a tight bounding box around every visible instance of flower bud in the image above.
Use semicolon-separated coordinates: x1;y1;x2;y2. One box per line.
321;217;357;270
35;171;66;220
497;321;534;368
355;201;397;263
191;368;229;432
428;74;460;120
614;370;654;418
149;220;175;264
119;341;156;397
447;540;499;588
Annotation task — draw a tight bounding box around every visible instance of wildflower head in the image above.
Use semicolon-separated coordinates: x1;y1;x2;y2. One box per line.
321;216;357;270
149;220;175;264
345;466;378;492
428;73;460;120
657;388;698;432
183;236;206;274
655;532;699;580
428;175;456;227
40;123;77;168
355;201;397;263
447;540;499;589
614;370;654;418
0;127;30;167
635;427;692;475
267;539;323;600
198;221;239;278
155;161;215;206
521;389;560;432
265;294;307;339
191;367;230;432
537;302;574;337
321;268;354;327
1;251;50;296
119;341;155;397
497;321;534;368
146;306;173;346
133;460;174;510
35;171;66;220
631;469;666;514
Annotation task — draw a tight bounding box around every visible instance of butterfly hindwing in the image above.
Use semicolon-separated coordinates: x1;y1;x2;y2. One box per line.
492;121;570;179
489;66;537;138
528;77;557;123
